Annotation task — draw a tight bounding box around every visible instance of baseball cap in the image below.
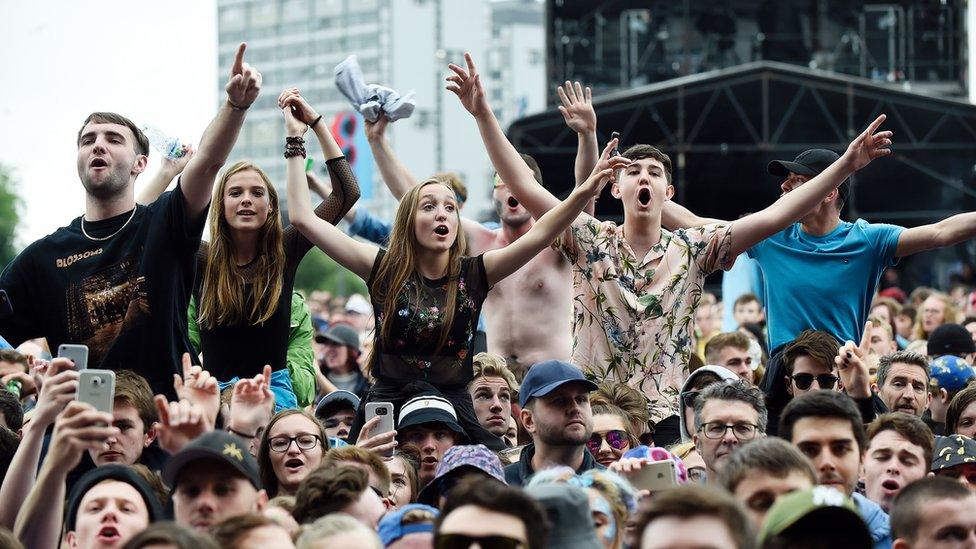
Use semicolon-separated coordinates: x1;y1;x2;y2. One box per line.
932;435;976;472
525;484;602;549
162;430;261;489
314;324;360;350
929;356;975;393
378;503;439;546
928;324;976;356
417;444;507;505
65;464;165;531
398;393;467;440
519;360;597;408
768;149;849;204
344;294;372;316
314;389;361;420
758;486;871;546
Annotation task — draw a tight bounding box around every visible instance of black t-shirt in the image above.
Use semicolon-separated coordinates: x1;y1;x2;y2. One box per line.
0;185;205;398
367;251;490;389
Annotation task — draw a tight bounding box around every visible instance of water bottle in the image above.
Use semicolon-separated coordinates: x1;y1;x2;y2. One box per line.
5;379;20;398
141;124;186;160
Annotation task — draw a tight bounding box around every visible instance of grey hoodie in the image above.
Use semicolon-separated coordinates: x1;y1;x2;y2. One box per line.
678;366;739;442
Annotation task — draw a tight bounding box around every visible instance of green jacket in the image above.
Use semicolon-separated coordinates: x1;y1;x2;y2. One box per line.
187;292;316;407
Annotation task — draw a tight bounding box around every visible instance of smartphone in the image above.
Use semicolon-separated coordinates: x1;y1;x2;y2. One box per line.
77;370;115;415
497;445;525;465
58;344;89;371
365;402;395;457
626;459;679;492
0;289;11;318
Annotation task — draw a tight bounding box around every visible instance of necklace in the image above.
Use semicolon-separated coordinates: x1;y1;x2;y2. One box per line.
81;207;138;241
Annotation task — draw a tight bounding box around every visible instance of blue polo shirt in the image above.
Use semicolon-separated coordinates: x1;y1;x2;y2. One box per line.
748;219;903;351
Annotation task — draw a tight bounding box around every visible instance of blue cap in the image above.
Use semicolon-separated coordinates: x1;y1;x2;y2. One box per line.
519;360;598;408
378;503;439;545
930;355;975;393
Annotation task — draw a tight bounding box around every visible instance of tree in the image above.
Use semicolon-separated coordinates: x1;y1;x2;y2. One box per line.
294;247;367;296
0;164;23;267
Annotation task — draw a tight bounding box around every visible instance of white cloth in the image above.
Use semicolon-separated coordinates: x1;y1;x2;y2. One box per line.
334;55;416;122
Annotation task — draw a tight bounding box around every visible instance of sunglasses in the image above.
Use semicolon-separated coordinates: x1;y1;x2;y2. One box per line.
790;373;839;390
435;534;525;549
587;430;629;454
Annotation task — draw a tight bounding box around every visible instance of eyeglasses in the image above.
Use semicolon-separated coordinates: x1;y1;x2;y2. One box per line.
687;467;707;483
791;373;839;390
681;390;700;408
269;434;322;453
586;430;629;454
435;533;526;549
698;421;759;440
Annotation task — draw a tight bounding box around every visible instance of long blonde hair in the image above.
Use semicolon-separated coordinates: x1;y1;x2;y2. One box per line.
912;291;958;341
198;161;285;328
369;179;467;368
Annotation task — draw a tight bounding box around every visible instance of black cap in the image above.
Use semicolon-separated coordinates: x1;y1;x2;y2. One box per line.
314;324;360;351
928;324;976;356
162;431;261;489
932;435;976;472
314;389;361;419
768;149;848;204
398;393;467;441
65;464;165;531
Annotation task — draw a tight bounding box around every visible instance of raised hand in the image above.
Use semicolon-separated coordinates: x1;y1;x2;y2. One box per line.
355;415;397;457
557;81;596;134
278;88;320;126
228;365;275;438
160;145;196;177
29;367;80;428
446;52;490;118
842;114;892;172
577;138;632;198
364;116;389;144
225;43;262;110
154;396;211;454
835;321;873;399
173;353;219;428
46;402;118;472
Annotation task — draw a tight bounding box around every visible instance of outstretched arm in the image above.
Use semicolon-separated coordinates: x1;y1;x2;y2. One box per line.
180;43;262;218
136;146;195;205
895;212;976;257
306;169;359;223
662;201;726;230
281;97;378;280
557;81;599;216
726;115;892;258
447;52;561;220
483;140;630;285
365;116;419;200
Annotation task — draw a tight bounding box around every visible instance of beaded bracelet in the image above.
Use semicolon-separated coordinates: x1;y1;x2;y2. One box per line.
285;136;307;158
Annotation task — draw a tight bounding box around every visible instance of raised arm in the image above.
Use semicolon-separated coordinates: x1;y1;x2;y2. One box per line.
365;116;419;200
895;211;976;257
136;145;195;205
557;81;599;216
306;169;359;223
281;94;378;280
483;140;630;285
447;52;561;220
726;115;892;258
662;201;726;230
180;43;262;218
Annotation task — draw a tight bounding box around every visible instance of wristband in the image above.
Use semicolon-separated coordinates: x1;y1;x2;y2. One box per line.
227;99;250;111
310;114;323;128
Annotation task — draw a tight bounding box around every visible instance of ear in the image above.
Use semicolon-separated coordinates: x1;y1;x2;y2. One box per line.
824;188;838;205
254;489;269;512
892;539;910;549
941;388;950;404
610;181;621;199
785;376;794;397
144;424;158;447
65;531;78;548
665;184;674;201
692;432;701;454
132;153;149;176
871;383;879;393
520;408;535;435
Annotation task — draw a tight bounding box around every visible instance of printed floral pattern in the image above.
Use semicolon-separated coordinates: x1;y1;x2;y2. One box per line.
559;214;733;422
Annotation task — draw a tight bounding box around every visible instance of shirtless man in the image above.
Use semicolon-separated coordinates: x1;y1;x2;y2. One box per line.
359;83;600;371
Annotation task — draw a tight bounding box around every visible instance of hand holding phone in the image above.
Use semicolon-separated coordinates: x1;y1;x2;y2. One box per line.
77;370;116;415
58;344;89;371
360;402;396;458
624;459;679;493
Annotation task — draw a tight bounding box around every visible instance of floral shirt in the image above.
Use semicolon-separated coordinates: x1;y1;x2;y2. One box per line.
367;251;490;389
559;214;734;422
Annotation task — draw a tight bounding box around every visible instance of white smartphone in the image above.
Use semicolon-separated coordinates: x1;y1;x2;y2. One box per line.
626;459;679;492
364;402;395;457
77;370;115;415
58;344;89;371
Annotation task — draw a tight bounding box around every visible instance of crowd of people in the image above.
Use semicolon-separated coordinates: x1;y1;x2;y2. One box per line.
1;44;976;549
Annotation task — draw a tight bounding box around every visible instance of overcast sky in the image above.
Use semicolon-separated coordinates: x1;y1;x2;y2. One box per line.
0;1;218;246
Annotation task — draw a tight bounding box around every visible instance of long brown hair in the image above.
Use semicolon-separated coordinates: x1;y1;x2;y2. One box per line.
369;179;467;369
198;161;285;328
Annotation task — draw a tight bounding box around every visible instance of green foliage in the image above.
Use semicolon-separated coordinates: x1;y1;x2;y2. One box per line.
0;165;23;267
294;246;367;296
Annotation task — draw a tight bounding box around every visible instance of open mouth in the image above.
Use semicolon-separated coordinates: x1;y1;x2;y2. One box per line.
434;225;449;236
97;526;120;541
285;458;304;470
881;479;900;491
422;456;438;468
507;197;519;208
237;210;256;216
637;188;651;207
90;158;109;169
